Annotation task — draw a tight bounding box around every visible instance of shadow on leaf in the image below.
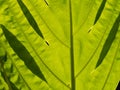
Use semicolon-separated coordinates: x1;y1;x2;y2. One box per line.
0;24;47;82
96;14;120;68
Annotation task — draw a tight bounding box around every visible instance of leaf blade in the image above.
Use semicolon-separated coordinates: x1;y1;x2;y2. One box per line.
95;14;120;68
0;24;47;83
16;0;44;39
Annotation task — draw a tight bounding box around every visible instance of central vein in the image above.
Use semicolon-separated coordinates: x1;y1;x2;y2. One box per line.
69;0;75;90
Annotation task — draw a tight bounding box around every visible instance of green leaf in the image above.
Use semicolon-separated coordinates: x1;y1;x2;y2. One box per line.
0;0;120;90
0;24;47;83
94;0;107;24
1;66;19;90
16;0;44;39
96;14;120;68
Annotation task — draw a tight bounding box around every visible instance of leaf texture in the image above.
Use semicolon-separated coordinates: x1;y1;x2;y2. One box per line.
0;24;47;83
0;0;120;90
96;14;120;68
17;0;44;39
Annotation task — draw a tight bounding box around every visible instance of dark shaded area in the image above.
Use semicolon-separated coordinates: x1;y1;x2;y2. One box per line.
94;0;107;24
17;0;49;46
0;24;47;82
116;81;120;90
0;53;19;90
44;0;49;6
45;41;49;46
0;53;7;63
17;0;43;38
95;14;120;68
88;0;107;33
1;71;19;90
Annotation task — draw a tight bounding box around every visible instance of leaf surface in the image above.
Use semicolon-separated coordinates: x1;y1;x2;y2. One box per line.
0;0;120;90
